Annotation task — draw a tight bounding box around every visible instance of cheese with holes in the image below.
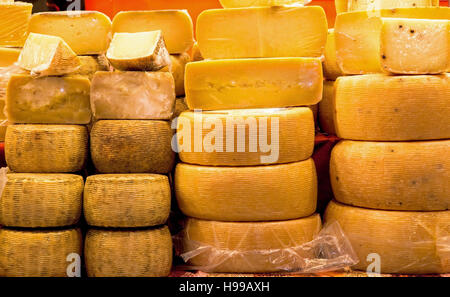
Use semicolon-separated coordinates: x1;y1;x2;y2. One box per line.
325;201;450;274
0;228;82;277
176;108;315;166
0;2;32;47
323;29;343;80
219;0;308;7
90;120;175;174
197;6;328;59
90;72;175;120
85;227;172;277
161;53;190;97
182;215;322;273
74;55;110;80
84;174;171;228
6;74;91;124
0;174;83;227
5;125;88;173
319;81;336;135
185;58;323;110
175;159;317;221
28;11;112;55
335;74;450;141
112;10;194;54
0;47;21;67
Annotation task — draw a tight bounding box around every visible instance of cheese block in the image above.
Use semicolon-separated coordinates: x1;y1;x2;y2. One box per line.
90;71;175;120
0;47;21;67
191;42;203;62
28;11;112;55
220;0;308;7
176;108;315;166
5;125;88;173
181;215;322;273
6;74;91;124
335;74;450;141
318;81;336;135
91;120;175;174
0;174;83;228
185;58;323;110
175;159;317;221
324;201;450;274
161;53;190;97
107;31;171;71
112;10;194;54
85;227;172;277
84;174;171;228
0;228;82;277
74;55;111;80
197;6;328;59
18;33;81;77
323;29;343;80
0;2;32;47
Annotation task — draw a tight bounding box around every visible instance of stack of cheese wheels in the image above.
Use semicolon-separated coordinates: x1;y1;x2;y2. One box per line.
174;2;328;273
323;1;450;275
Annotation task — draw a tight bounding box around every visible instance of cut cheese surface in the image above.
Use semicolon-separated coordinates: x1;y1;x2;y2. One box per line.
0;174;83;228
175;159;317;222
74;55;111;80
91;71;175;120
220;0;308;7
28;11;112;55
324;201;450;274
185;58;323;110
5;125;88;173
323;29;343;80
160;53;190;97
334;74;450;141
84;174;171;228
6;74;91;124
197;6;328;59
112;10;194;54
0;2;32;47
182;215;322;273
176;108;315;166
0;47;21;67
318;81;336;135
85;227;173;277
90;120;175;174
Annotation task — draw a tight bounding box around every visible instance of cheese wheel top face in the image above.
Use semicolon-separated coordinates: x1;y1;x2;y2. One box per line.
0;2;33;47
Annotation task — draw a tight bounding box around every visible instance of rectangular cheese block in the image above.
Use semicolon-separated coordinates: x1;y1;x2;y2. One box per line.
185;58;323;110
91;71;175;120
196;6;328;59
6;74;91;124
0;2;32;47
112;10;194;54
0;47;21;67
219;0;308;7
28;11;112;55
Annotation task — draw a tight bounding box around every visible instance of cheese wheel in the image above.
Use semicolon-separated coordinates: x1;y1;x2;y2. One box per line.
0;173;83;228
5;125;88;173
175;159;317;221
182;215;322;273
90;120;175;174
0;228;82;277
318;81;336;135
0;2;33;47
84;174;171;228
85;226;173;277
324;201;450;274
323;29;343;81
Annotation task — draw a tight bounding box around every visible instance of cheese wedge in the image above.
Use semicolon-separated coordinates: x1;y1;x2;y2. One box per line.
0;2;32;47
0;47;21;67
220;0;308;7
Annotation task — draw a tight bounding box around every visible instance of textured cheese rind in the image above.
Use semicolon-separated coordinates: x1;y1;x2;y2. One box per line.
74;55;111;80
84;174;171;228
175;159;317;221
0;47;21;68
112;10;194;54
0;228;82;277
0;2;32;47
182;215;322;273
185;58;323;110
197;6;328;59
28;11;112;55
323;29;344;80
177;108;315;166
90;120;175;174
318;81;336;135
334;74;450;141
324;201;450;274
160;53;190;97
5;125;88;173
219;0;308;7
85;226;173;277
6;74;91;124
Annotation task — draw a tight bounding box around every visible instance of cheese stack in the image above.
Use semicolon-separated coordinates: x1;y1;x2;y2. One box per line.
323;3;450;274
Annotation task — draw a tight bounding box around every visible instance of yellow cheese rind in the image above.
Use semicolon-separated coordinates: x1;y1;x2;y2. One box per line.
74;55;111;80
84;174;171;228
28;11;112;55
90;120;175;174
318;81;336;135
181;215;322;273
0;2;32;47
334;74;450;141
175;159;317;222
220;0;308;7
0;47;21;68
177;108;315;166
85;227;173;277
185;58;323;110
161;53;190;97
0;228;82;277
323;29;344;80
112;10;194;54
324;201;450;274
5;125;88;173
197;6;328;59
